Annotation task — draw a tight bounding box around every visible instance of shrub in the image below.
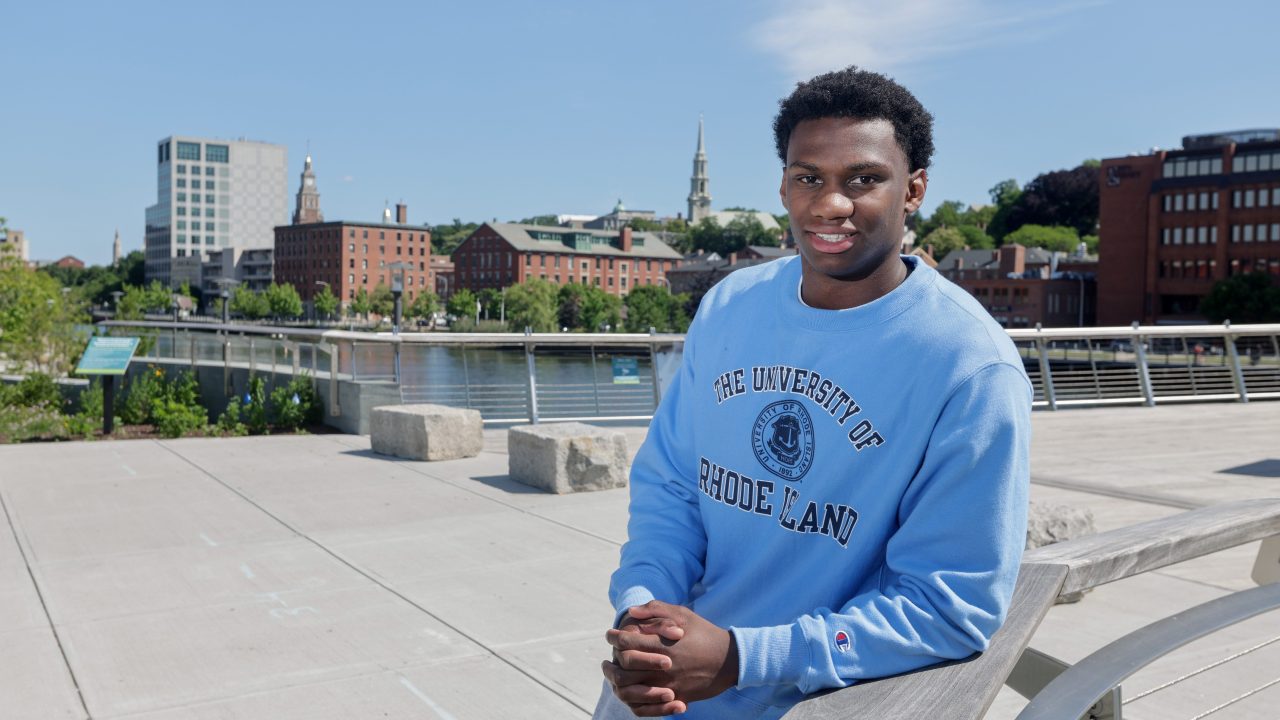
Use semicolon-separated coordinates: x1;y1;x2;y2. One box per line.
149;370;208;439
120;367;164;425
270;375;321;431
242;376;269;435
215;397;249;436
13;373;62;408
64;380;108;439
0;404;65;443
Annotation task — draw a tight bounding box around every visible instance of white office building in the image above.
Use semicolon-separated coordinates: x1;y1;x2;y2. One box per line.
144;136;287;287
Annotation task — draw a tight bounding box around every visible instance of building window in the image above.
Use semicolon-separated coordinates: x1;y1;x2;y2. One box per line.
1263;189;1272;208
206;144;229;163
177;207;186;216
1174;194;1184;212
1244;225;1254;242
177;179;186;189
1198;226;1208;244
176;142;200;161
205;194;215;203
1273;224;1280;241
1211;226;1218;244
1245;189;1256;208
177;192;186;202
176;164;186;174
1232;225;1240;243
1233;190;1241;208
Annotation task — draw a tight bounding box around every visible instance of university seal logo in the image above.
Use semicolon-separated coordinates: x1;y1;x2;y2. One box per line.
751;400;815;481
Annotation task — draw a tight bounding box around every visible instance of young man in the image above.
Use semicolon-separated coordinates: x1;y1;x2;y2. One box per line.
596;67;1031;719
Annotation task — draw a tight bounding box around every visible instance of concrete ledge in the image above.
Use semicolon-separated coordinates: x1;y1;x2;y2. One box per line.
370;404;483;461
508;422;629;494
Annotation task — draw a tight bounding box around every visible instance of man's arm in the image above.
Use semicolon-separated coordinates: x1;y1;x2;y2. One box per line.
608;332;708;617
729;362;1032;692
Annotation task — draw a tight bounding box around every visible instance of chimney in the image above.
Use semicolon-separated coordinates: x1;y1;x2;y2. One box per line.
619;226;633;253
728;251;738;266
396;203;407;224
998;244;1026;276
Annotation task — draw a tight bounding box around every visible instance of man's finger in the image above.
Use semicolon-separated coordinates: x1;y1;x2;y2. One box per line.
627;599;678;620
613;682;676;705
627;700;688;717
616;647;672;671
600;660;667;688
606;628;670;654
632;616;686;641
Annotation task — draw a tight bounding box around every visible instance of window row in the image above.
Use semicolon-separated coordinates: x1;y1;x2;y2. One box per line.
1231;187;1280;208
1163;155;1223;178
1229;257;1280;275
175;207;218;218
175;221;220;231
175;193;222;204
1162;191;1220;212
1158;259;1216;280
1230;224;1280;243
175;165;218;176
176;179;220;190
1232;151;1280;174
174;235;219;246
1160;226;1218;245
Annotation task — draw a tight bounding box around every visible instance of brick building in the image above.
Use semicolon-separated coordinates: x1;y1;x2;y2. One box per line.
274;206;437;305
451;223;681;295
666;245;795;295
1098;129;1280;325
937;244;1097;328
272;157;438;306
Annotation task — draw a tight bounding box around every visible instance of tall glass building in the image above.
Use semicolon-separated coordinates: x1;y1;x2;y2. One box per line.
144;136;287;287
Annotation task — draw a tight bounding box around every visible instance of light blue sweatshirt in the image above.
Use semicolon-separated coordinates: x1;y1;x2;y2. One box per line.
609;255;1031;719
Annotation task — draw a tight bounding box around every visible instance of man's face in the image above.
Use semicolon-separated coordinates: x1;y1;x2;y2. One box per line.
779;117;926;306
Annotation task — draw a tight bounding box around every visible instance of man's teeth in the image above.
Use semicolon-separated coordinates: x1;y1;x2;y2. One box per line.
815;233;850;242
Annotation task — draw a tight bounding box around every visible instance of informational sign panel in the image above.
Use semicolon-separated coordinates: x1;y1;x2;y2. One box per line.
75;337;140;375
612;356;639;384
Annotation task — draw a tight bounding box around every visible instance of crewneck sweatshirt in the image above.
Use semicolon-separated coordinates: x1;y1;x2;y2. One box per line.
609;255;1031;719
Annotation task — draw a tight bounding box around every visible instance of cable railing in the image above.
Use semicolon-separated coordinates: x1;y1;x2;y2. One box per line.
100;321;1280;422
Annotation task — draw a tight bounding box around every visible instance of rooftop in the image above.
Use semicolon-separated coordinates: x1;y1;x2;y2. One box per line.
1;402;1277;718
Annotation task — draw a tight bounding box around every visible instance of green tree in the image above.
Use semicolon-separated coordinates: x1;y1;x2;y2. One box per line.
557;283;588;330
264;282;303;319
920;227;968;259
516;214;559;226
431;219;480;255
313;284;339;320
350;287;372;318
986;179;1023;243
504;279;558;332
957;225;995;249
230;285;269;319
1002;224;1081;252
446;288;477;320
624;285;689;333
370;282;394;318
1004;164;1099;238
687;215;781;256
1200;273;1280;323
916;200;967;238
476;288;502;320
117;281;173;320
0;245;85;374
580;285;622;332
407;290;438;321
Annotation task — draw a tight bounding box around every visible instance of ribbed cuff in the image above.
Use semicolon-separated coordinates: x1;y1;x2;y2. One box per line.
612;586;657;627
731;623;808;688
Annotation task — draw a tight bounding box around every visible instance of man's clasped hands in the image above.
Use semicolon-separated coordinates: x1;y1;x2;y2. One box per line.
601;600;739;717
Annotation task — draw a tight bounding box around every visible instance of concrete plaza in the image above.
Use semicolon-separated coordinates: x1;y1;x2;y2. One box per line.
1;402;1277;719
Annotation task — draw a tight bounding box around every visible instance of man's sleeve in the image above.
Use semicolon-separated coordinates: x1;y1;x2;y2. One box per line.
608;331;707;618
732;362;1032;692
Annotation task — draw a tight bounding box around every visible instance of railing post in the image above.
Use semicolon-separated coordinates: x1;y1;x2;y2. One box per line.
524;332;540;424
328;341;340;416
1132;322;1155;407
189;335;197;372
1035;324;1057;411
590;344;601;416
248;337;256;380
650;340;663;407
1224;323;1248;403
223;334;232;395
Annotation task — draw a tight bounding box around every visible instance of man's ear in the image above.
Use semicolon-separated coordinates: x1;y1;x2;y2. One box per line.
778;171;788;211
904;169;927;215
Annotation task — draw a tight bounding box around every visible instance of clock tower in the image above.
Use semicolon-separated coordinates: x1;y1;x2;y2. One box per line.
292;155;324;225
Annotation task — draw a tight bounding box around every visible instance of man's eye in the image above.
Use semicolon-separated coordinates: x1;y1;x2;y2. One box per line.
796;175;820;185
849;176;878;186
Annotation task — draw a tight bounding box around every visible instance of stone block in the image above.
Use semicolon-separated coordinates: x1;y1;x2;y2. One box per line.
1026;500;1098;603
370;404;483;461
508;422;629;494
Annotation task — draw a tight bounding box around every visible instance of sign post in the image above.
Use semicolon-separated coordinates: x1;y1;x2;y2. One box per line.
74;337;140;434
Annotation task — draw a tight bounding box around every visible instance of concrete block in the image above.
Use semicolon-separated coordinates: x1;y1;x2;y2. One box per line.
370;404;483;461
508;422;629;494
1027;500;1098;603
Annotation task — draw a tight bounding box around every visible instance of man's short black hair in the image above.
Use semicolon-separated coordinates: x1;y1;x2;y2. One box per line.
773;66;934;172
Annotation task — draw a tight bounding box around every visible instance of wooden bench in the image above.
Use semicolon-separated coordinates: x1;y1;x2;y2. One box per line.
782;498;1280;719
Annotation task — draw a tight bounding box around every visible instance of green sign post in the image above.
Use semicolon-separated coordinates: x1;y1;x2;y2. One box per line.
75;337;140;434
612;356;639;385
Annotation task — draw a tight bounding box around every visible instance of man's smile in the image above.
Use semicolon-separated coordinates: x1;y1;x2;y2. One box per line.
805;228;858;253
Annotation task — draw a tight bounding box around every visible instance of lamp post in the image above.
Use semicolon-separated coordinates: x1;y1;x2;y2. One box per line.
110;290;124;317
314;280;330;324
388;263;412;336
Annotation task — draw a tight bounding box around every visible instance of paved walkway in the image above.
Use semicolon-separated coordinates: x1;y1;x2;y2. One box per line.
0;402;1277;719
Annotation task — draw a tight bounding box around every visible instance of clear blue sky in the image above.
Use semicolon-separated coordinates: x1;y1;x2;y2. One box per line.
3;0;1279;266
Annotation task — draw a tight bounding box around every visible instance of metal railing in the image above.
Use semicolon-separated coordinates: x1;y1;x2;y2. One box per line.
100;321;1280;421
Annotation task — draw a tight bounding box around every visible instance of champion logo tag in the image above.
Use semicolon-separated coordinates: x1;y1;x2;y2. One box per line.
834;630;851;652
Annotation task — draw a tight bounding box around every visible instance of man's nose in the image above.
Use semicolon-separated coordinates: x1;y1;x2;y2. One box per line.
811;189;854;220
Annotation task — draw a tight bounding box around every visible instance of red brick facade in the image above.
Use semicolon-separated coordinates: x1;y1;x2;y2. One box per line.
452;224;679;295
1098;138;1280;325
273;221;436;304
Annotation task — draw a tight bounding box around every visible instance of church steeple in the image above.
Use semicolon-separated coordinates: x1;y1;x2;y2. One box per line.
112;228;121;267
687;116;712;223
292;154;323;225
